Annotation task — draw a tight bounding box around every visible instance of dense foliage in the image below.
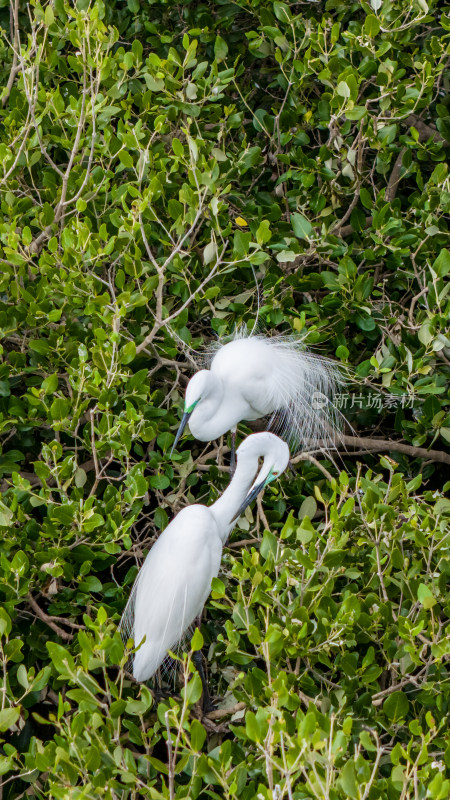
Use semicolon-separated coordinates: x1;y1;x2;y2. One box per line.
0;0;449;797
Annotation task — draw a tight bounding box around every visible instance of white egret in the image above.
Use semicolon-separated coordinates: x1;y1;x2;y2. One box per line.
120;432;289;708
171;330;344;466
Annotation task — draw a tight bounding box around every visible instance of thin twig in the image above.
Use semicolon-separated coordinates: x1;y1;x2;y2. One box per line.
165;711;175;800
136;241;229;354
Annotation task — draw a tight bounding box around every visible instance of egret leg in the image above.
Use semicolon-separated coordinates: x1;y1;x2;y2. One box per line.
192;650;215;713
230;428;237;476
153;666;163;706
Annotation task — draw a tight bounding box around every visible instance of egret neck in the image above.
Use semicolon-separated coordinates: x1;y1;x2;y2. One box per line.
209;436;280;541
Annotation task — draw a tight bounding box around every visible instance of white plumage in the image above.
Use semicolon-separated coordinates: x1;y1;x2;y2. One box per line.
124;506;222;681
172;331;344;454
120;432;290;683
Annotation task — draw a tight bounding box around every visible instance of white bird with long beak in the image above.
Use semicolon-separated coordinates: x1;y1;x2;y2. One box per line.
120;432;289;708
171;331;343;466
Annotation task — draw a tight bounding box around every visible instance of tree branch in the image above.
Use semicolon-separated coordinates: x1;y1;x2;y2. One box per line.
2;0;20;108
406;113;449;146
385;147;407;203
335;113;448;237
205;702;246;720
339;434;450;466
27;593;73;641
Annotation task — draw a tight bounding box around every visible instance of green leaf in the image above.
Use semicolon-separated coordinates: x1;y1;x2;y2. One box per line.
190;719;206;751
211;577;225;597
292;212;312;240
364;14;380;36
41;374;58;395
0;501;13;527
74;467;87;487
298;497;317;520
417;583;436;609
0;609;12;637
203;241;217;265
79;575;103;593
440;427;450;444
22;226;32;245
321;271;341;290
338;760;358;799
181;672;202;704
256;219;271;244
433;249;450;277
44;5;55;26
50;397;70;420
122;341;136;364
337;81;350;98
119;150;134;168
47;642;75;676
191;628;204;651
245;711;261;742
83;513;104;532
149;474;170;490
418;320;434;346
144;75;165;92
0;707;20;732
29;339;51;355
214;36;228;62
359;187;373;209
383;691;410;721
276;250;297;263
172;137;184;157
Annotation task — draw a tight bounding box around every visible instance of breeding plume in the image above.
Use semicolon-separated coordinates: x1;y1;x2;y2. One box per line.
172;331;343;459
120;432;289;700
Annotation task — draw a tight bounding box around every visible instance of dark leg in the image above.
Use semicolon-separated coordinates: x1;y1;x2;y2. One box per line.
192;649;215;714
230;428;237;476
153;666;163;706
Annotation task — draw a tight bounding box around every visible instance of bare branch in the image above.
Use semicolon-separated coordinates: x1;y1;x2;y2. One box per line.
27;593;73;641
339;434;450;466
135;241;229;355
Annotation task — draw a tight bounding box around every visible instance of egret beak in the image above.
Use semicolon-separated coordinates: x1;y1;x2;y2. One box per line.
170;411;192;455
230;478;267;523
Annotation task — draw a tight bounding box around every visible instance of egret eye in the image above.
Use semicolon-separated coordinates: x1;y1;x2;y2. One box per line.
272;471;279;476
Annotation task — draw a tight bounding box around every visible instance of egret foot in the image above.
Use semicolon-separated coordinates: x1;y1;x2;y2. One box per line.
230;428;237;476
192;650;215;713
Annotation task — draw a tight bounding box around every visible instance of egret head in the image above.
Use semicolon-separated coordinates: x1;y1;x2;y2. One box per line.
171;371;214;453
231;432;290;522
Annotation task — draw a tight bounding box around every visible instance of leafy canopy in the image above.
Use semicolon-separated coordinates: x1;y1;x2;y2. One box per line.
0;0;449;798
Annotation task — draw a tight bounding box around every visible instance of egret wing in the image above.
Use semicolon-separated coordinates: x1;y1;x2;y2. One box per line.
209;331;346;451
120;506;222;682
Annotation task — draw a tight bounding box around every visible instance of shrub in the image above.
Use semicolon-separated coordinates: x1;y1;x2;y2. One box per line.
0;0;449;797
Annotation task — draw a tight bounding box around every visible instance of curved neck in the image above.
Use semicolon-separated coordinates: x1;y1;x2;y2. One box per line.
210;454;259;542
